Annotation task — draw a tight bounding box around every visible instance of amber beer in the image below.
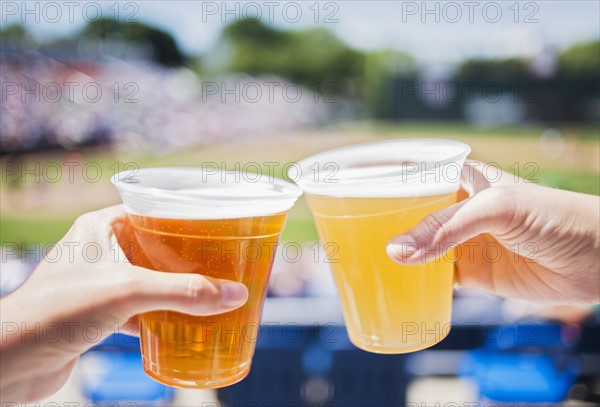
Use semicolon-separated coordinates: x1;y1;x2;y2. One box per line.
294;139;471;353
112;168;301;388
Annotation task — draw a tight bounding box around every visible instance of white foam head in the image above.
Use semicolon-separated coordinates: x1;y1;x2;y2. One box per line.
111;168;302;219
292;139;471;198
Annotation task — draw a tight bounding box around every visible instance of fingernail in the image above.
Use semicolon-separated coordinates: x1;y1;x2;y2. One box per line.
387;236;418;263
221;282;248;307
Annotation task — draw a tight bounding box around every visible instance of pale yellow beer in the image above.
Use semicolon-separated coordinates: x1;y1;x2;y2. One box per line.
306;192;457;353
293;139;470;353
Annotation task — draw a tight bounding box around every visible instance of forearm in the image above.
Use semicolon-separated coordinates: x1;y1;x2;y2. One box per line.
0;291;72;403
1;295;38;402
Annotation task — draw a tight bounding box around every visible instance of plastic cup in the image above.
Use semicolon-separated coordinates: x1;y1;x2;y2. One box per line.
292;139;471;353
111;168;301;388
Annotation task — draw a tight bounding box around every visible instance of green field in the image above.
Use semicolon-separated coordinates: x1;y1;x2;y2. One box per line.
2;122;598;247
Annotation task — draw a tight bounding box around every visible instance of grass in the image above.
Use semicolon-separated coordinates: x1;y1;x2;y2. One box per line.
281;218;319;243
527;169;599;195
0;217;74;247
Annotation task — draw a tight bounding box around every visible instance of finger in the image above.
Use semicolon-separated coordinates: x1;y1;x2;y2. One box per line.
386;186;515;264
460;160;494;197
460;159;522;195
67;205;127;248
121;267;249;316
122;316;140;337
79;205;137;267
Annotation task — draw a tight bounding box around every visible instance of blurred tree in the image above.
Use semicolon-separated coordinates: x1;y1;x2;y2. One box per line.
454;45;599;123
0;24;34;53
222;19;364;94
0;23;28;39
363;49;416;118
80;18;187;66
555;41;600;122
457;58;529;82
559;40;600;77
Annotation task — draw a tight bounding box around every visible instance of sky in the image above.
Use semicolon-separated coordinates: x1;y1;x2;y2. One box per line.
2;1;599;65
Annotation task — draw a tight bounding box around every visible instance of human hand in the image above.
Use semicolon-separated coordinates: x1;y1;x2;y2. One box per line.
387;161;600;304
0;206;249;402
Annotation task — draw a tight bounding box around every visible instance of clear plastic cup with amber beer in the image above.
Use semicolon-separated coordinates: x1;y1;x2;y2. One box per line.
111;168;302;388
293;139;470;353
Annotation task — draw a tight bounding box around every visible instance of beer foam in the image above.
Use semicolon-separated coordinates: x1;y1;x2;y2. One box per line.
293;139;471;198
112;168;302;219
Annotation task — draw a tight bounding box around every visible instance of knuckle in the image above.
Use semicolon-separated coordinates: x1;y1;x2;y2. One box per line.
74;212;94;227
477;186;518;228
70;212;101;242
479;186;515;208
421;212;448;241
184;274;214;305
71;209;111;247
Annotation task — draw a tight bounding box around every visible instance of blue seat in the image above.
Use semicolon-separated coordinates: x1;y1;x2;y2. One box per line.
80;334;174;405
461;323;580;403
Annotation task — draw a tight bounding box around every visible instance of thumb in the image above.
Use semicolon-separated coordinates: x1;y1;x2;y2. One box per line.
104;209;249;316
121;266;249;316
386;187;514;264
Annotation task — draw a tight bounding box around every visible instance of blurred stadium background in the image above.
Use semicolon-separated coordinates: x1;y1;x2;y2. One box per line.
1;1;599;406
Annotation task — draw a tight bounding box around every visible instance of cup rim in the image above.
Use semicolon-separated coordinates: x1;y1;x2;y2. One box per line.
294;138;471;185
291;138;471;198
111;167;303;203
